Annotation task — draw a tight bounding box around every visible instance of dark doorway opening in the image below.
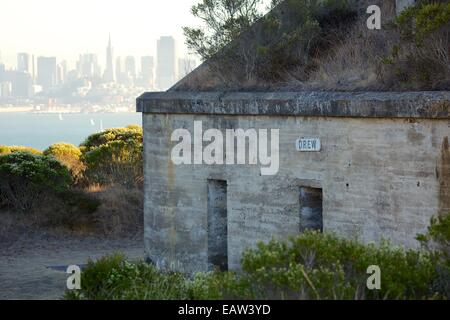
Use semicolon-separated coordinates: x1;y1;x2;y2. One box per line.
207;179;228;271
299;187;323;232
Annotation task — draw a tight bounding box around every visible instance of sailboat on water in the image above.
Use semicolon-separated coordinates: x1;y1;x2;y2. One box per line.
58;113;63;121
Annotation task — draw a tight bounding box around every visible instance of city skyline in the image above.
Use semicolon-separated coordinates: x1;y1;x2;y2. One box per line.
0;0;199;68
0;34;197;74
0;34;198;106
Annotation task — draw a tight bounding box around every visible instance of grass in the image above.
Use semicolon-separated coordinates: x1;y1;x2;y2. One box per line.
178;0;449;91
0;184;143;238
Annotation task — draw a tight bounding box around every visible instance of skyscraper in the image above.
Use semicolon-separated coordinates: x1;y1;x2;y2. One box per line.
32;54;35;82
77;54;101;79
37;56;57;91
57;61;67;85
156;36;177;90
17;53;31;73
0;81;12;99
104;34;115;83
125;56;136;80
0;63;5;83
115;57;123;82
140;56;154;89
115;57;133;86
12;71;33;98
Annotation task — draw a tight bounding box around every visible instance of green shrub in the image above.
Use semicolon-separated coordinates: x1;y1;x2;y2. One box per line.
388;0;450;89
238;232;440;299
397;0;450;44
183;0;264;61
80;125;143;187
417;214;450;256
417;214;450;248
417;213;450;297
65;254;190;300
44;143;85;183
0;145;42;155
190;232;443;300
0;152;72;212
66;232;450;300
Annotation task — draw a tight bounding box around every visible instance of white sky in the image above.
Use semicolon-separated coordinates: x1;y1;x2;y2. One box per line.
0;0;199;69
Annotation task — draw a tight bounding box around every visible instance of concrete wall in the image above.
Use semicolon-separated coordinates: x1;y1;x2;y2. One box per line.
139;91;450;274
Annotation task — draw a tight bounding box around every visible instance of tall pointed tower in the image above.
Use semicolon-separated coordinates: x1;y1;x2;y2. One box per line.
104;34;115;82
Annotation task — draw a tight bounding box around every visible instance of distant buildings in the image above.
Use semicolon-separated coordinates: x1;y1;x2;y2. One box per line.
103;34;115;83
57;61;67;85
37;56;57;91
115;57;133;86
14;53;33;97
140;56;154;89
77;54;101;79
17;53;31;74
115;57;124;84
0;68;32;99
0;34;194;102
0;81;12;99
0;63;5;83
11;71;33;98
125;56;136;82
156;36;176;90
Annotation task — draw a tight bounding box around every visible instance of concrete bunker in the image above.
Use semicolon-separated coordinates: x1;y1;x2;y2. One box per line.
137;91;450;274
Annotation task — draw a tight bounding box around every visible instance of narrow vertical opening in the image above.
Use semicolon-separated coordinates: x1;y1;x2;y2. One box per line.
299;187;323;232
207;179;228;271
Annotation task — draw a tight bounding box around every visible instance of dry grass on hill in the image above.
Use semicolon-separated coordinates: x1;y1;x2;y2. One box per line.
0;184;143;243
88;184;143;235
175;0;449;92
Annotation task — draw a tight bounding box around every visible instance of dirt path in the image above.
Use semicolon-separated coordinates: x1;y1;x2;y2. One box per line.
0;233;144;300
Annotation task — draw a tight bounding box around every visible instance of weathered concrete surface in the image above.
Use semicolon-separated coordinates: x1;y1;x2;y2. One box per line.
137;91;450;119
139;91;450;273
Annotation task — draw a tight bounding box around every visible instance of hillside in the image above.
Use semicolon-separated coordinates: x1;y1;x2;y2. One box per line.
173;0;450;92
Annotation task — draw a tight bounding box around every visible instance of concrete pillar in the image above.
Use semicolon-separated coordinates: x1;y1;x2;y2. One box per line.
396;0;416;16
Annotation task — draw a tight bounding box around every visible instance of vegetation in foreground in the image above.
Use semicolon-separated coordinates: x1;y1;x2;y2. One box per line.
66;216;450;300
0;125;143;236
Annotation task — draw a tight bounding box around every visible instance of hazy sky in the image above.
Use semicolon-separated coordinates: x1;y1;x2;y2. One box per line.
0;0;199;68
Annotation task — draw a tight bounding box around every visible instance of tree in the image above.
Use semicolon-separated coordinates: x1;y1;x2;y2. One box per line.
80;125;143;187
0;145;42;156
44;143;86;183
183;0;265;61
393;0;450;89
0;152;72;212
